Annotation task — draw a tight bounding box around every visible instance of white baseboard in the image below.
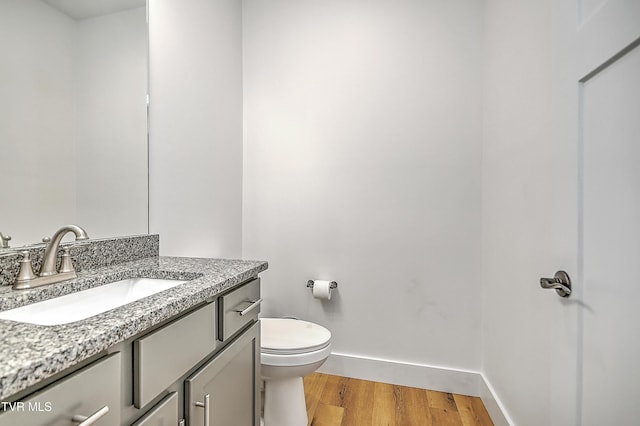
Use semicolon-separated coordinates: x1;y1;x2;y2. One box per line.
317;352;512;425
480;374;514;426
318;352;482;396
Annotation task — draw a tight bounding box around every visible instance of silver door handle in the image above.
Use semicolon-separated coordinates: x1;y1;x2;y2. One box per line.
235;298;263;316
540;271;572;297
72;406;109;425
195;393;210;426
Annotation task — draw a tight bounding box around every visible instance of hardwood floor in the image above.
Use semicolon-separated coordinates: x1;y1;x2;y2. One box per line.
303;373;493;426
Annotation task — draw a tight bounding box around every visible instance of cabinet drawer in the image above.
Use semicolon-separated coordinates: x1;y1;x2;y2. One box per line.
0;353;121;426
134;302;217;409
218;278;261;341
131;392;178;426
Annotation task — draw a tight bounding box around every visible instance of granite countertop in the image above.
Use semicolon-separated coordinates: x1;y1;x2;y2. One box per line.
0;256;268;400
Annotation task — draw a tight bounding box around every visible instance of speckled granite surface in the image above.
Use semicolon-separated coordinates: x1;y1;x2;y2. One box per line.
0;256;268;400
0;235;159;287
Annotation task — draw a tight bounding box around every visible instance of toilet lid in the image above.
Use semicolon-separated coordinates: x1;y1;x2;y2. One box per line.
261;318;331;355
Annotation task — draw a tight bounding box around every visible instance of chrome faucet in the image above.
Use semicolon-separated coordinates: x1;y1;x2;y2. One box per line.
13;225;89;290
0;232;11;249
39;225;89;277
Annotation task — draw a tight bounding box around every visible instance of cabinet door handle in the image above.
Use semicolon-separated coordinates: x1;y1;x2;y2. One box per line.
71;405;109;425
235;298;263;316
195;393;210;426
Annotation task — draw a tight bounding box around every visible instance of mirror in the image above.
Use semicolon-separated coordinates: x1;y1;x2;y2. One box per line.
0;0;148;249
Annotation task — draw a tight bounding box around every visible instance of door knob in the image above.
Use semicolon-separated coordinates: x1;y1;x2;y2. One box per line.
540;271;572;297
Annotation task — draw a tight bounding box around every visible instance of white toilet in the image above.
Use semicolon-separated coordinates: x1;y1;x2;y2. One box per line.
260;318;332;426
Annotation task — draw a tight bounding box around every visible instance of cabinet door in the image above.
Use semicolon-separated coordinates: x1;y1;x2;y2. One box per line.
185;321;260;426
0;353;120;426
131;392;179;426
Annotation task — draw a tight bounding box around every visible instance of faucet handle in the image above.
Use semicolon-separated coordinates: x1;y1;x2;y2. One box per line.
0;232;11;248
15;251;37;283
59;248;75;273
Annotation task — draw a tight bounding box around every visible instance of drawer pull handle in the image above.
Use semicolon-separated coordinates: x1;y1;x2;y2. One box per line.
72;405;109;425
235;298;263;316
195;393;210;426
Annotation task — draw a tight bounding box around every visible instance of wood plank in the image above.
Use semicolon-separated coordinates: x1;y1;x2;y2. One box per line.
469;396;494;426
341;377;375;425
371;382;397;426
310;402;344;426
319;374;349;407
396;385;432;426
430;407;464;426
453;394;480;426
305;373;329;423
303;373;493;426
426;390;462;425
453;394;493;426
426;390;458;411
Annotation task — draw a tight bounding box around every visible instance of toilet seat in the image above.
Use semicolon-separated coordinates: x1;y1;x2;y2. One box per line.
261;318;331;355
260;318;332;367
261;344;332;367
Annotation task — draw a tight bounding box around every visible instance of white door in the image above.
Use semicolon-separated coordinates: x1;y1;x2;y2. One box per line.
550;0;640;425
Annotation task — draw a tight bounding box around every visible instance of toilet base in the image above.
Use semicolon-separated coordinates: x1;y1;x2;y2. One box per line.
264;376;308;426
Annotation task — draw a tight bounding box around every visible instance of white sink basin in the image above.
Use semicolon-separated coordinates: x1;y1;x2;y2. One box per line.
0;277;187;326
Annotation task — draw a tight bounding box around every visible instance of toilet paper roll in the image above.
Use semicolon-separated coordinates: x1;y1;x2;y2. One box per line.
312;280;333;300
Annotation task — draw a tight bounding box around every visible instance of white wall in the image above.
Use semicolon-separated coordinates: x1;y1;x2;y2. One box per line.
481;0;553;424
75;7;148;238
0;0;76;244
145;1;565;422
242;0;483;376
148;0;243;258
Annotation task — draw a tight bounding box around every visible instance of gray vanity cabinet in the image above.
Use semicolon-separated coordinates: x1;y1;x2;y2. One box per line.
0;276;262;426
185;321;260;426
0;352;121;426
131;392;179;426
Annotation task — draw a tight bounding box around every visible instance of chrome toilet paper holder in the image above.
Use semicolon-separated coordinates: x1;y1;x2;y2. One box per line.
306;280;338;289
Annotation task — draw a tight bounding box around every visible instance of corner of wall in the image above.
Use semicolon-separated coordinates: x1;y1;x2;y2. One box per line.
480;373;514;426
